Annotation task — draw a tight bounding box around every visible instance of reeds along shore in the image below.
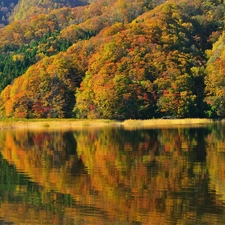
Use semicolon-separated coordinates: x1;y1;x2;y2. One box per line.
122;118;214;126
0;118;217;130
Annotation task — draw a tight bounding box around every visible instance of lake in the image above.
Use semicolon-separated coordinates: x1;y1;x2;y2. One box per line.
0;123;225;224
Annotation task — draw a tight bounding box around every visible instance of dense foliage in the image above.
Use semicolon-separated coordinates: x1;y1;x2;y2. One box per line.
0;0;224;119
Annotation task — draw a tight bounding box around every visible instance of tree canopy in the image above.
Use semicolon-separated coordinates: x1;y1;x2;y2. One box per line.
0;0;224;118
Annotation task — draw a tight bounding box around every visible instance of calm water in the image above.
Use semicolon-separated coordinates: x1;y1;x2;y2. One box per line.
0;124;225;224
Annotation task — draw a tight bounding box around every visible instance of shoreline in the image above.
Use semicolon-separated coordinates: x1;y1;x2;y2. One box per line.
0;118;217;130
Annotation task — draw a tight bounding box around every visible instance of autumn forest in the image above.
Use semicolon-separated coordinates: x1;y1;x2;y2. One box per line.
0;0;225;119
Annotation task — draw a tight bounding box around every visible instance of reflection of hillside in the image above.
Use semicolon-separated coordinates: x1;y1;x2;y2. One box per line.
0;201;116;225
75;127;221;224
0;127;224;224
207;125;225;205
0;130;121;224
0;129;150;223
0;202;62;225
1;131;88;192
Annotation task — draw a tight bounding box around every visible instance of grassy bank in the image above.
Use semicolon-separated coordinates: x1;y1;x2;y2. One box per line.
0;118;217;130
122;118;214;128
0;119;122;130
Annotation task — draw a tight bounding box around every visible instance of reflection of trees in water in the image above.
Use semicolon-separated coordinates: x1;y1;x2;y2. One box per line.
0;151;79;224
1;130;83;173
206;123;225;210
185;127;209;162
0;129;101;224
0;129;90;197
74;126;224;224
1;126;225;224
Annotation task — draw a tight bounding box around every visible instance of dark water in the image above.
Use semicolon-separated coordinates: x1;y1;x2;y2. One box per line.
0;124;225;224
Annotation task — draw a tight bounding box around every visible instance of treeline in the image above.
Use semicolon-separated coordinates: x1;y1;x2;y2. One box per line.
0;0;225;119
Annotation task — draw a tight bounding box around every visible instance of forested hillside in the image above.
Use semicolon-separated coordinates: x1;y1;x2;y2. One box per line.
0;0;224;119
10;0;91;21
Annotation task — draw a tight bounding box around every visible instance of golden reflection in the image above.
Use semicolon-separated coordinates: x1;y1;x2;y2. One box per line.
74;128;212;224
0;126;224;224
207;125;225;204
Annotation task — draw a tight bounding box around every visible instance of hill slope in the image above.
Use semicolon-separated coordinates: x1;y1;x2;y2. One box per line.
0;0;224;119
11;0;91;21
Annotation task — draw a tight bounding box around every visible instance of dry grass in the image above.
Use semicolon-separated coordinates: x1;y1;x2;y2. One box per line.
0;119;121;130
0;118;215;130
122;118;214;128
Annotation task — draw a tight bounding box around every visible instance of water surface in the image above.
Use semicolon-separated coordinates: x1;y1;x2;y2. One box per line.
0;124;225;224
